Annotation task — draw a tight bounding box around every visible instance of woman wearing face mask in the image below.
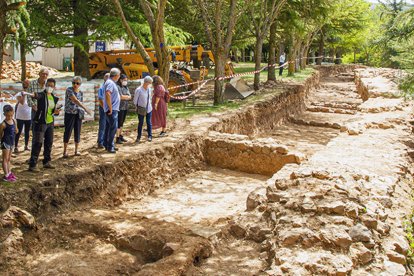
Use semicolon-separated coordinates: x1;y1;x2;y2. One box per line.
115;74;132;144
62;76;92;158
28;78;62;172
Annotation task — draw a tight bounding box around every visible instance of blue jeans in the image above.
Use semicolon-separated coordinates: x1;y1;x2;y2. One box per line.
97;106;106;145
104;110;118;151
137;112;152;140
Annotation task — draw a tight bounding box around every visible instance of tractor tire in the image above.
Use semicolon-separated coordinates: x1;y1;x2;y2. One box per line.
168;71;188;95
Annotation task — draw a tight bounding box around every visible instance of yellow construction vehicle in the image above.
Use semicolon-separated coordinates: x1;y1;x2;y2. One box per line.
88;45;235;95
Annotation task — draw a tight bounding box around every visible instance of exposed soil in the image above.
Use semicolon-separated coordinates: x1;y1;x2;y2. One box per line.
1;65;413;275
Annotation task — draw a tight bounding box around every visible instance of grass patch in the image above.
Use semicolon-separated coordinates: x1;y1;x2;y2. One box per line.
232;62;315;83
167;101;241;119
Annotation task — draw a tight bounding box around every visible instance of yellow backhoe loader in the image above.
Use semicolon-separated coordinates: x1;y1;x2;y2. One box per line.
88;45;235;95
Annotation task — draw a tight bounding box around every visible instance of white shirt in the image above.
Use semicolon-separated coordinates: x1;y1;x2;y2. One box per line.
134;86;153;114
15;92;32;120
280;54;286;63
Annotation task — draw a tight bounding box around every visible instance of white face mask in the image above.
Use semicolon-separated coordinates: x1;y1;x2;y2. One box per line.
46;87;54;93
122;81;128;86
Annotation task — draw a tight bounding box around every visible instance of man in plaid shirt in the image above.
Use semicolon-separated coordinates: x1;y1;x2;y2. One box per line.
27;68;49;115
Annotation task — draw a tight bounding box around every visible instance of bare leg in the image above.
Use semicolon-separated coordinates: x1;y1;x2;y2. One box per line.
63;143;68;156
7;150;12;175
75;143;79;155
2;149;9;176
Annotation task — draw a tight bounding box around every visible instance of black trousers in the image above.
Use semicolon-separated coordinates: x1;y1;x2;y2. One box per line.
29;122;54;166
279;62;284;76
15;119;31;148
64;113;82;143
118;110;128;128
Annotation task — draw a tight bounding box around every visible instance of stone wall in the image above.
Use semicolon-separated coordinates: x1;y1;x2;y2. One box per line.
210;71;320;135
204;132;302;176
355;68;403;101
314;64;366;78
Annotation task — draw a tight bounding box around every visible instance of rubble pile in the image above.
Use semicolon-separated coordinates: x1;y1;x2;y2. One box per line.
1;61;58;81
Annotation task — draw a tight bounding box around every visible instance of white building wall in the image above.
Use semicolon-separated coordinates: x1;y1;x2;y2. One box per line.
42;47;74;70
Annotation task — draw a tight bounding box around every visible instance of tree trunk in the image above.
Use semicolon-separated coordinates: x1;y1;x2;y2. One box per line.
317;32;324;65
241;48;245;62
20;42;26;81
301;45;309;69
268;22;276;82
73;0;90;79
0;34;4;81
232;47;239;63
329;48;335;63
140;0;169;83
253;37;263;91
0;2;6;80
112;0;155;76
73;26;90;78
335;50;342;65
288;45;295;76
213;51;226;105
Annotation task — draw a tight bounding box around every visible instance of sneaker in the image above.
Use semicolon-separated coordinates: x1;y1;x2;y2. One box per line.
24;146;30;151
159;131;167;137
116;137;123;144
107;148;116;154
148;137;152;142
10;172;17;180
14;148;19;154
120;136;127;142
135;138;141;144
28;166;38;172
97;144;105;149
3;175;15;182
43;163;55;169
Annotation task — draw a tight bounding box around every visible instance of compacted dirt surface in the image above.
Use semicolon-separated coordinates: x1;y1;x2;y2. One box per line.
1;65;414;275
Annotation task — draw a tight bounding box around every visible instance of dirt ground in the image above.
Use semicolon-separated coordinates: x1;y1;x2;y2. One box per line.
1;65;414;275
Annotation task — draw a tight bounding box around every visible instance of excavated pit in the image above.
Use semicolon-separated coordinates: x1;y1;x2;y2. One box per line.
2;65;413;275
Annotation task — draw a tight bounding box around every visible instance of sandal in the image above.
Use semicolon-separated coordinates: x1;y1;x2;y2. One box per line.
63;153;69;158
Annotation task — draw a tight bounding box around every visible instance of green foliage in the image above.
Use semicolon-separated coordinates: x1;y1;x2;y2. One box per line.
403;206;414;263
399;73;414;99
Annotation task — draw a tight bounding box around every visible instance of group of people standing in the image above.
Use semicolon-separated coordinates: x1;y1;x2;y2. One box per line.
97;68;169;153
0;67;169;182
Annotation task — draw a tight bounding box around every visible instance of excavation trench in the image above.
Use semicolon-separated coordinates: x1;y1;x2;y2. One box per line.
3;65;404;275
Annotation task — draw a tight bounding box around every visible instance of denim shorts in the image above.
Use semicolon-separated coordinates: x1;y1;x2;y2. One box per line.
1;142;14;151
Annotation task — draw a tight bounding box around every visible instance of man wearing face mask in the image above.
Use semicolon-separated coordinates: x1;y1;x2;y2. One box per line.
28;78;62;172
103;68;121;153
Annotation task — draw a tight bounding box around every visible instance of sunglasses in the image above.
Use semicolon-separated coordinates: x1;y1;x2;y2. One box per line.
72;82;81;85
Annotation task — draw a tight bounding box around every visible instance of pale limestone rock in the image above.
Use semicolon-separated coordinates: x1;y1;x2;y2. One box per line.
381;260;406;276
349;242;373;265
386;250;406;265
349;224;372;242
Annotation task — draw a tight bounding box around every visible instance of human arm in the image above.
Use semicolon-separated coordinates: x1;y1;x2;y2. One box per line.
13;119;18;134
16;93;25;105
69;95;92;115
121;94;131;101
0;123;4;140
105;91;112;115
154;97;160;111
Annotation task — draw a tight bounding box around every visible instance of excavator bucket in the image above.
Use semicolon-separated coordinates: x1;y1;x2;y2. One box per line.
224;76;254;100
